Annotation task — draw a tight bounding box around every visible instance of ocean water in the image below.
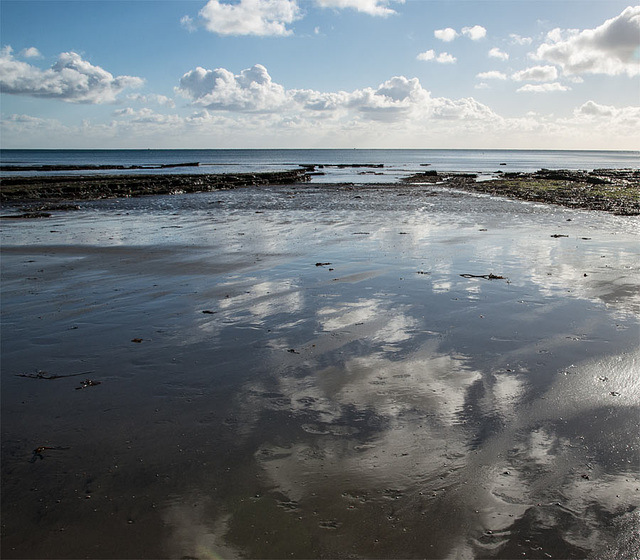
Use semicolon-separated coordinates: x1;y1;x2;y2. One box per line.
1;149;638;183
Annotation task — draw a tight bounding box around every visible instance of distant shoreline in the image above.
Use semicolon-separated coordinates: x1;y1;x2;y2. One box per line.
1;167;638;216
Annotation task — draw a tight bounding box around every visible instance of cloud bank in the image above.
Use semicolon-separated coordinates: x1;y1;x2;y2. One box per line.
176;63;494;124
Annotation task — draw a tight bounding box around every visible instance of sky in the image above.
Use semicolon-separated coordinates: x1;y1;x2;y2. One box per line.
0;0;639;150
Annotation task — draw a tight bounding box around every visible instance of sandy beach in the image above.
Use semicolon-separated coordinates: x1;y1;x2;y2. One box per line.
1;183;639;559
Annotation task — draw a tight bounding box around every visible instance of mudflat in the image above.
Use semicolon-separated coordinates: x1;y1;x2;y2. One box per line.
1;183;639;559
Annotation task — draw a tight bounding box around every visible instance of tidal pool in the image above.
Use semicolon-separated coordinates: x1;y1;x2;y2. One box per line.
1;184;639;559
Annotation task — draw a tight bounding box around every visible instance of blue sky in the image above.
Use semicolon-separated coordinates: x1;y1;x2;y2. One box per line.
1;0;638;149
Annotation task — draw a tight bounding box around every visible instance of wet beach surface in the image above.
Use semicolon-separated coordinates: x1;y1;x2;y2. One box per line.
1;184;639;559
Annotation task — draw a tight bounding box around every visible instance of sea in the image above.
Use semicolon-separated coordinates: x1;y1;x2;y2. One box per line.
1;149;638;184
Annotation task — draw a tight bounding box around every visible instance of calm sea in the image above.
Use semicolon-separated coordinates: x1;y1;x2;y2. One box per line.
1;149;638;184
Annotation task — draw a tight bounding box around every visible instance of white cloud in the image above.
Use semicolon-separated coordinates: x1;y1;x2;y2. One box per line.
176;63;493;126
345;75;434;120
474;82;489;89
434;24;485;42
127;93;176;108
197;0;301;36
291;88;350;111
435;52;457;64
512;65;558;81
113;107;183;125
431;96;495;120
573;100;640;123
180;15;197;32
0;47;143;103
532;6;640;77
176;64;288;111
462;25;486;40
576;100;615;117
19;47;41;58
510;33;532;45
476;71;507;80
434;27;458;42
563;101;640;137
516;82;570;93
417;50;436;61
3;113;51;126
417;49;457;64
488;47;509;60
315;0;403;17
4;94;638;150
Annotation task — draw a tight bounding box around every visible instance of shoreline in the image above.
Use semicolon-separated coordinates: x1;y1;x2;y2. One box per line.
1;167;639;215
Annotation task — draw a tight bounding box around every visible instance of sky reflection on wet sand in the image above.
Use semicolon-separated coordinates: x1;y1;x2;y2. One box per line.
1;185;638;559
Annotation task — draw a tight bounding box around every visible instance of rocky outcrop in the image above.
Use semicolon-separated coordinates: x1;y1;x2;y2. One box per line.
0;169;310;201
401;168;640;215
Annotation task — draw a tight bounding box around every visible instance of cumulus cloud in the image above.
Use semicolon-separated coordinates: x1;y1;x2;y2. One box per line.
176;64;287;111
476;71;507;80
176;62;497;127
0;47;143;103
576;100;615;117
315;0;403;17
19;47;41;58
434;25;485;42
434;27;458;42
190;0;401;35
570;101;640;135
573;100;640;122
417;49;457;64
516;82;570;93
488;47;509;60
197;0;301;36
563;101;640;138
431;96;495;120
512;65;558;81
462;25;486;40
345;76;433;120
532;6;640;76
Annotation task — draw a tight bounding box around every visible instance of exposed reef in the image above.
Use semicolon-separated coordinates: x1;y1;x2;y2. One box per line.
402;168;640;215
0;169;310;202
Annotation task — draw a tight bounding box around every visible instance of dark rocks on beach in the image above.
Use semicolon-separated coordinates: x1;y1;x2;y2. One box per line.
0;161;200;172
1;212;52;219
402;168;639;215
0;169;310;202
2;166;638;215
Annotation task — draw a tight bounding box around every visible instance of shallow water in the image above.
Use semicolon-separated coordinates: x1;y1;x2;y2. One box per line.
1;184;639;559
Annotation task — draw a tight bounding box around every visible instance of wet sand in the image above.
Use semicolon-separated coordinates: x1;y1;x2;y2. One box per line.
1;184;639;559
